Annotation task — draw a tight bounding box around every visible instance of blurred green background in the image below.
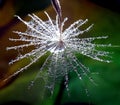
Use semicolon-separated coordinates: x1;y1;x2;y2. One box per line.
0;0;120;105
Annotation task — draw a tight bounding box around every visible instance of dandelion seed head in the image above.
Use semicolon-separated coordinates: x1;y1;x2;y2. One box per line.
6;0;114;95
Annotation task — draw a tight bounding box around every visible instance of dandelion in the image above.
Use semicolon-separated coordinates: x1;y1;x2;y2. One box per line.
6;0;113;94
